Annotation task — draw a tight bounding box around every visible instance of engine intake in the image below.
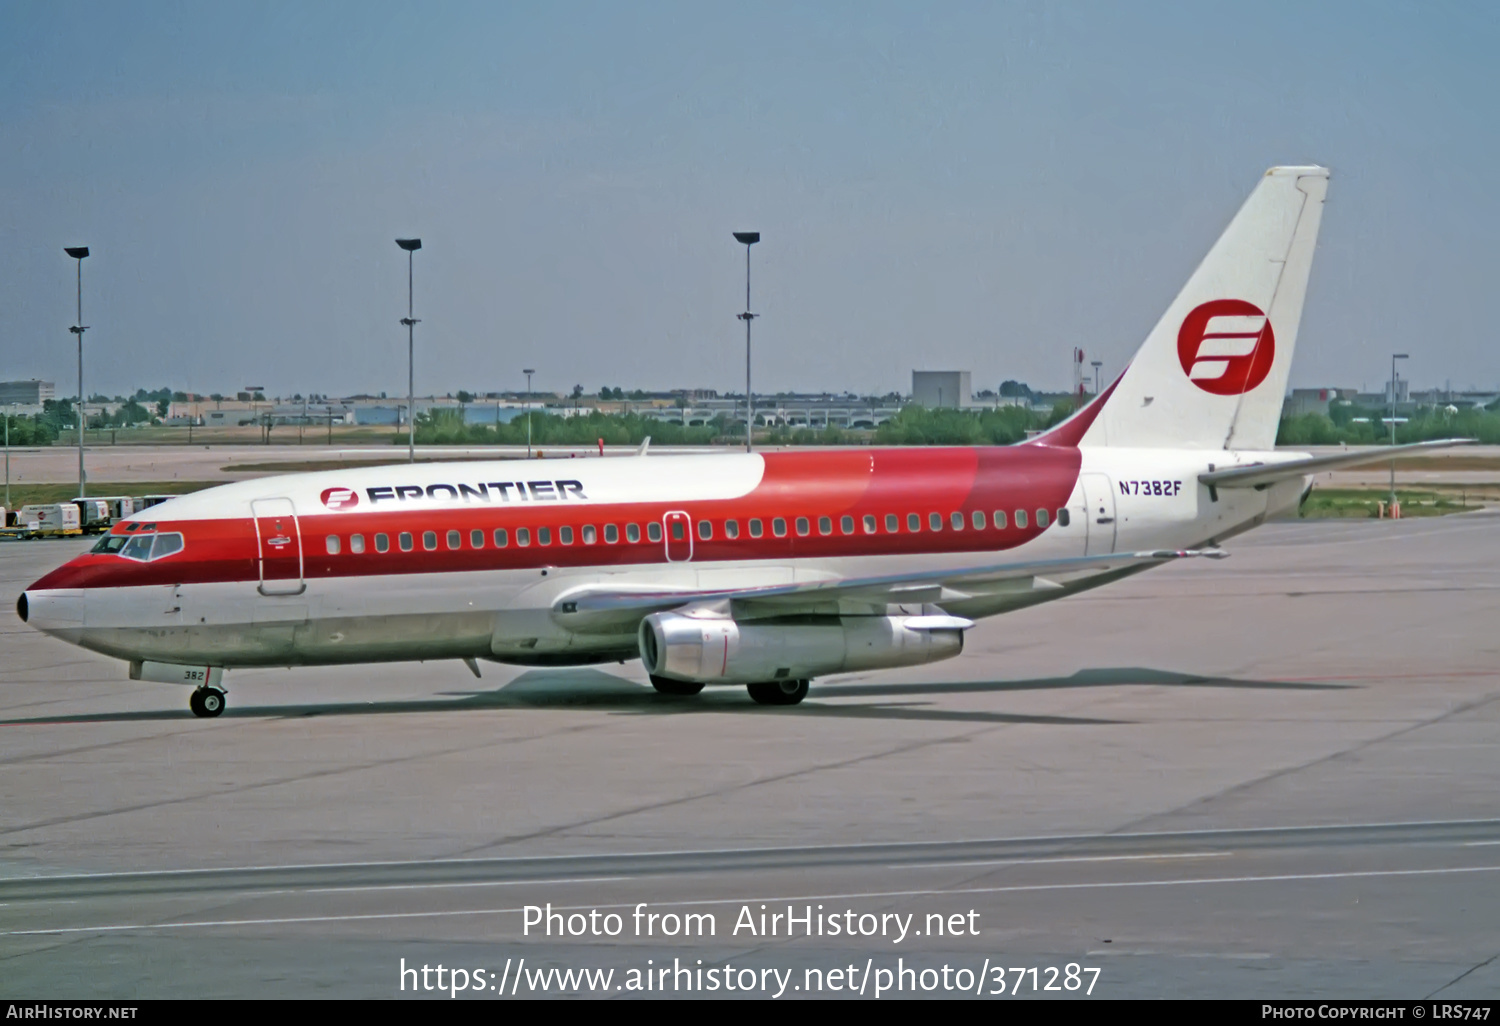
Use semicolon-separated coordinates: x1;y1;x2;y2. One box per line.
638;612;968;684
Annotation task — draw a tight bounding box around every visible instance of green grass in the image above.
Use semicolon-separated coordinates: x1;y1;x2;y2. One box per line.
1299;488;1483;519
2;481;221;510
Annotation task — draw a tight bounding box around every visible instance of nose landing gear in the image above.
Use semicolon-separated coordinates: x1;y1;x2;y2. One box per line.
189;686;227;718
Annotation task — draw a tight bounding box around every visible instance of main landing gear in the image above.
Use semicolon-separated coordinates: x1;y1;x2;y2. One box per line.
746;679;809;706
648;676;811;705
189;686;227;718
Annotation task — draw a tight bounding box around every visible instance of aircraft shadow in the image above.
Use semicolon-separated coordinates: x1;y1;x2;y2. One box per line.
817;666;1354;700
0;664;1334;728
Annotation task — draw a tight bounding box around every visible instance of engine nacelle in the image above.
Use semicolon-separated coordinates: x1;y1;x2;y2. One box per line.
638;612;968;684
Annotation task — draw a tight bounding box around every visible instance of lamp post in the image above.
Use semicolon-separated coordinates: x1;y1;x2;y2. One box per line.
733;232;760;453
524;368;535;459
4;402;12;513
396;238;422;463
65;246;89;497
1390;352;1408;513
1091;360;1103;395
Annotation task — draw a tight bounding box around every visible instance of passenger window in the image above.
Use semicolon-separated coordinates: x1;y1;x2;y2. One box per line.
885;513;898;532
772;517;787;538
471;529;485;549
151;533;184;560
493;528;509;548
725;519;739;539
582;525;597;544
972;510;985;530
863;514;876;534
375;533;390;553
992;511;1007;529
447;530;461;550
351;533;366;553
950;512;964;531
928;512;942;531
326;535;341;555
515;528;531;547
559;526;574;545
749;518;764;538
121;535;154;561
1057;508;1071;527
818;516;832;536
1036;508;1049;528
423;531;437;551
1014;510;1028;529
795;517;810;536
625;523;640;543
399;532;414;552
907;513;920;532
647;522;662;543
538;527;552;546
697;520;712;541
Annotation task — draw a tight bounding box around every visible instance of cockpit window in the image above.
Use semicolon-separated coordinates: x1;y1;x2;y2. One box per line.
151;533;184;559
120;535;155;561
109;531;185;562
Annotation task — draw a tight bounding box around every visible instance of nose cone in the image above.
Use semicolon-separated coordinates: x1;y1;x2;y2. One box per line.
22;554;95;638
20;588;86;635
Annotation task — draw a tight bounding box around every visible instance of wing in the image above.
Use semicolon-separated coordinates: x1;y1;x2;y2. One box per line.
1200;438;1474;490
551;547;1226;633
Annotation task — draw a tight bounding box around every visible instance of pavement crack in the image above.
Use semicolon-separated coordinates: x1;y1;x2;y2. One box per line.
1113;689;1500;835
0;722;606;840
451;723;1005;858
1426;949;1500;998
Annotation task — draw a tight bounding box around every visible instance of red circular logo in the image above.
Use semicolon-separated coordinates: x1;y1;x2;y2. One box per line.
1177;299;1275;395
320;486;359;511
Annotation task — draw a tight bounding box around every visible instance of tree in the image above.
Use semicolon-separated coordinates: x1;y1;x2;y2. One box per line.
456;390;475;404
572;384;585;400
156;398;170;417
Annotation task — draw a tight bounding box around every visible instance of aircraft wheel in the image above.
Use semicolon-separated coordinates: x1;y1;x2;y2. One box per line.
747;679;809;706
650;675;705;696
190;687;226;718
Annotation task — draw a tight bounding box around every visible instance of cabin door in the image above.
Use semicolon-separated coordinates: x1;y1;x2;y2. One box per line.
251;497;306;595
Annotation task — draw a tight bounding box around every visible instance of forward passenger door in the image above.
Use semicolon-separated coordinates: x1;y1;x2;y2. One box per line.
251;497;306;595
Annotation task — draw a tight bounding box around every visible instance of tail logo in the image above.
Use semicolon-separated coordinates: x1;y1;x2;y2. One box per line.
320;487;359;511
1177;299;1275;396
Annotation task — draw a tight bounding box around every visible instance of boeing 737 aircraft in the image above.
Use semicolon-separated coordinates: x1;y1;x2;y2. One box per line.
17;166;1466;716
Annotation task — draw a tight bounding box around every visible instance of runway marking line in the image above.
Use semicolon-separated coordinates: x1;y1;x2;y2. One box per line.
898;851;1228;869
8;862;1500;937
295;875;627;894
5;815;1496;885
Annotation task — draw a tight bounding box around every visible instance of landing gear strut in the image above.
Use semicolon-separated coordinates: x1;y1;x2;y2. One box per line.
650;675;705;696
747;679;809;706
189;686;226;718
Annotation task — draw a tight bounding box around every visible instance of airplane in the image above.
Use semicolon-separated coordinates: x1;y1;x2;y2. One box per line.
16;165;1470;717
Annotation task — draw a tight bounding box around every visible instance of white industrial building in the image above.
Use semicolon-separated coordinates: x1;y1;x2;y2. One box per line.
912;371;971;409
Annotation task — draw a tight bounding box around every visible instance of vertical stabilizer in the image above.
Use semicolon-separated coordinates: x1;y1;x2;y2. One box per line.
1072;166;1328;451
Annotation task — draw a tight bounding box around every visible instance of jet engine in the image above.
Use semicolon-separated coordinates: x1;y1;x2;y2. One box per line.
638;611;969;685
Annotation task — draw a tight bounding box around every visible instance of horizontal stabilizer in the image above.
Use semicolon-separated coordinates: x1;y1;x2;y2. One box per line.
1200;438;1476;490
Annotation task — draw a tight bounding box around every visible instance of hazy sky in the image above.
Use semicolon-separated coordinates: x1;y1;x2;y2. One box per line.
2;1;1496;399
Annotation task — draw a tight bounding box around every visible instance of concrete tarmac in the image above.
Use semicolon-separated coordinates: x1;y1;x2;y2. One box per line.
2;515;1499;998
